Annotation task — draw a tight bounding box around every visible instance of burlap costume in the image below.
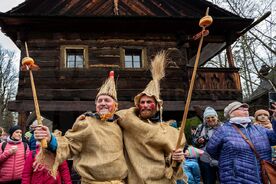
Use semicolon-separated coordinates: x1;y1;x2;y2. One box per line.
117;108;185;184
36;71;127;184
54;116;127;183
117;52;186;183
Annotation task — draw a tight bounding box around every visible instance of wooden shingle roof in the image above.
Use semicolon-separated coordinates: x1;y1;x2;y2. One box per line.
7;0;241;18
0;0;253;66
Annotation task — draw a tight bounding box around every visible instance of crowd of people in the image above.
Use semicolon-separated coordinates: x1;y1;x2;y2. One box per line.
180;102;276;184
0;124;72;184
0;52;276;184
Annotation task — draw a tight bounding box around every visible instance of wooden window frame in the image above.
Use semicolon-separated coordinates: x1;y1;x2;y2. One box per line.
60;45;89;69
120;47;147;70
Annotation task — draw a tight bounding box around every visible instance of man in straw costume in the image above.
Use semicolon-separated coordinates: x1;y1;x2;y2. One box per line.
34;71;127;184
116;51;186;184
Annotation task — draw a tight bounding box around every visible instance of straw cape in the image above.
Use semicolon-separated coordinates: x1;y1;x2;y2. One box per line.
116;52;186;184
36;71;127;183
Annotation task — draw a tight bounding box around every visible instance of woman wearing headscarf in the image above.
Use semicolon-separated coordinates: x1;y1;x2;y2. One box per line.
193;106;221;184
207;101;276;183
0;125;30;184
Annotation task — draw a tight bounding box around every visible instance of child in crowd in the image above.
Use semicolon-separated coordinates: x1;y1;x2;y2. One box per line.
254;109;272;129
22;130;72;184
184;145;204;184
178;144;203;184
254;109;276;163
24;131;32;144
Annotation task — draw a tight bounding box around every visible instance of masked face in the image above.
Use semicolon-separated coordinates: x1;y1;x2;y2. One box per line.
12;130;22;141
96;95;117;116
138;95;157;119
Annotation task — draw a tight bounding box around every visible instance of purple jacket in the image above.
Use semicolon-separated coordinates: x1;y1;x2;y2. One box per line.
206;120;276;184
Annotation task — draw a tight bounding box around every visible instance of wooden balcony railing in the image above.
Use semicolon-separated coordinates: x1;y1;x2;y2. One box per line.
16;67;242;102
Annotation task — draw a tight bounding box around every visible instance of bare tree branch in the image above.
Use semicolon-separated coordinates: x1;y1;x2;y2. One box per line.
0;47;18;130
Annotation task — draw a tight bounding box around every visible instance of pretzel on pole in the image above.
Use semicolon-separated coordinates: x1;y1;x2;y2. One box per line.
176;7;212;150
166;8;212;178
21;42;47;148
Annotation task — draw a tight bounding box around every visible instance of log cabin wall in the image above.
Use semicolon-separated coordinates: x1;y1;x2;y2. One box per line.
13;31;240;131
21;32;188;68
17;32;187;102
14;32;189;130
18;37;239;97
0;0;253;131
16;31;241;102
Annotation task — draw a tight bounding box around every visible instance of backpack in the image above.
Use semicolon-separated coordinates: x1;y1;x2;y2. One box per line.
1;141;28;159
32;150;36;158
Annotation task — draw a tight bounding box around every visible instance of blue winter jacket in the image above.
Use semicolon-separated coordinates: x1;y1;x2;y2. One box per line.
29;134;36;151
206;119;276;184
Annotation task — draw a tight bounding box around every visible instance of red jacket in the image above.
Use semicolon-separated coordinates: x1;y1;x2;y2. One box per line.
0;139;29;182
22;149;72;184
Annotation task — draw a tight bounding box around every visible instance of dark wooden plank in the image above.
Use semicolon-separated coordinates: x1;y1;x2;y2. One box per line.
16;87;240;102
16;89;154;100
19;67;236;79
18;68;240;96
8;99;238;112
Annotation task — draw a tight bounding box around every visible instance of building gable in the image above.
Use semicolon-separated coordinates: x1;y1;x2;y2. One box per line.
8;0;240;18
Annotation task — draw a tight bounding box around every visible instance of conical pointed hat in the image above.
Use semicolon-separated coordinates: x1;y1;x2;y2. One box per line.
96;71;117;101
134;51;166;110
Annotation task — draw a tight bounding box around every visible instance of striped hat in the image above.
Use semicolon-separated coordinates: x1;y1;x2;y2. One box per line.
187;146;204;158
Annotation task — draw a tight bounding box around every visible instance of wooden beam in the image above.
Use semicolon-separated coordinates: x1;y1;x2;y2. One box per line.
188;43;226;66
8;100;233;112
18;111;29;133
226;46;235;67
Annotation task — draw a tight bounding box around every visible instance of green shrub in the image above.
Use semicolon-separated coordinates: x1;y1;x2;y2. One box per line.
183;116;201;145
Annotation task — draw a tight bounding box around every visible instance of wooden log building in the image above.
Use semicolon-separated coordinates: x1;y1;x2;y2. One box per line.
0;0;253;132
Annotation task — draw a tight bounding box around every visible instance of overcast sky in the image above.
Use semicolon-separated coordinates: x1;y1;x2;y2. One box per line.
0;0;25;52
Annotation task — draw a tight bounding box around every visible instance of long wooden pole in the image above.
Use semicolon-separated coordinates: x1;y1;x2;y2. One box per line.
237;11;271;36
25;42;47;148
175;8;212;150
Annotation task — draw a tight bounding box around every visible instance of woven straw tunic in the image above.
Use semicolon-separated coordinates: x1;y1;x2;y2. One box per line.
117;107;185;184
53;116;127;183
